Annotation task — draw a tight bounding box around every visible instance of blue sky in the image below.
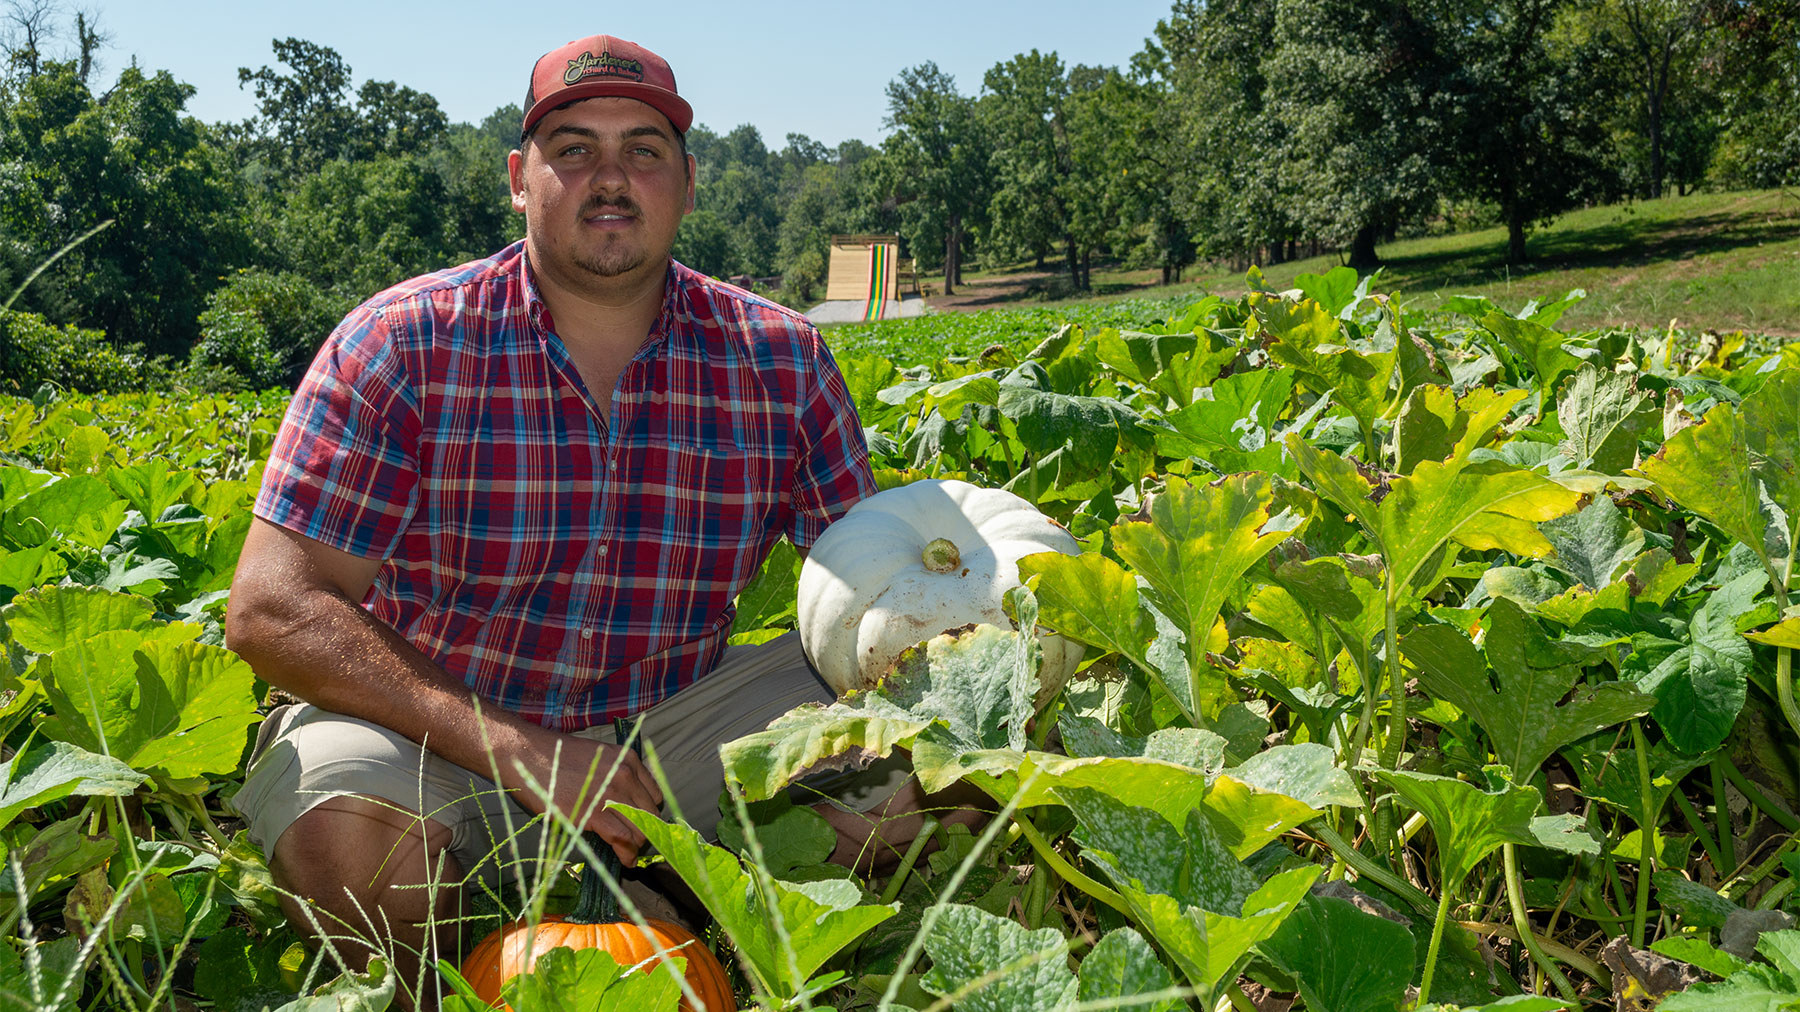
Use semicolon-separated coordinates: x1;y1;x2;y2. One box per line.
97;1;1175;148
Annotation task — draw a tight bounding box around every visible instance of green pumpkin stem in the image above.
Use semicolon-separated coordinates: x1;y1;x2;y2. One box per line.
572;831;623;924
569;715;645;925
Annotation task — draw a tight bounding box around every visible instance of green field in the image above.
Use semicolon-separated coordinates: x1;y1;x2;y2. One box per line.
920;189;1800;344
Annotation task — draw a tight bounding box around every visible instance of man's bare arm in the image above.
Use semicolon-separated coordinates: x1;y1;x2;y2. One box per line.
224;517;662;861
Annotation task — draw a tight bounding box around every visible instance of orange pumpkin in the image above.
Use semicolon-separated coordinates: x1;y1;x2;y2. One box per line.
460;830;736;1010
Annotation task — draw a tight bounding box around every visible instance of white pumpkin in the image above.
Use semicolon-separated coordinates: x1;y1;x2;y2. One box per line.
797;478;1085;701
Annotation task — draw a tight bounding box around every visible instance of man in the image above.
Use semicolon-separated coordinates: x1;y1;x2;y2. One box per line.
226;33;921;999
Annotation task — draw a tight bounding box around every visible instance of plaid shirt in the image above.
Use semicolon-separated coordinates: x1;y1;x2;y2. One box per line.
255;241;875;731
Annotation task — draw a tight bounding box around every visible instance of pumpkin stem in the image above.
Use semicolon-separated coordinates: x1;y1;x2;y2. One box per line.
921;537;961;573
571;831;623;924
569;715;644;925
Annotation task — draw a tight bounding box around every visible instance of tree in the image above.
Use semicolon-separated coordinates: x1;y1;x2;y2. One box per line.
1265;0;1454;268
981;50;1074;280
0;60;245;354
880;62;991;295
1156;0;1297;267
236;38;357;177
1440;0;1618;262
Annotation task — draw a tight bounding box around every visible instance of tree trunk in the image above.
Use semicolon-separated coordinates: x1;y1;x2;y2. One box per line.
1064;235;1080;289
1080;251;1091;291
952;222;965;286
1162;263;1172;286
942;215;958;296
1348;223;1381;270
1506;200;1528;265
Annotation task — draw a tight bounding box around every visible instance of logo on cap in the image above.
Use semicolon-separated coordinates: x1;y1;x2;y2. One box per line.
564;50;645;86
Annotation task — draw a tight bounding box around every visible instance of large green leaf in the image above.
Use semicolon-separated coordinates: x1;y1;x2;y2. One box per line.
1064;786;1317;998
1556;365;1656;473
1480;313;1587;397
38;633;261;781
614;804;897;1000
1020;550;1187;713
1154;369;1295;471
1741;368;1800;561
499;947;682;1011
1373;459;1582;596
1063;786;1257;913
2;475;127;551
0;741;145;831
1635;401;1769;565
1394;386;1526;476
919;903;1077;1012
1259;297;1394;440
719;697;929;803
1404;600;1651;775
729;538;801;640
1109;473;1298;716
1259;894;1416;1012
1626;569;1762;753
1540;495;1645;591
997;385;1147;478
2;585;173;655
1269;556;1386;681
105;461;198;524
1373;770;1554;891
1076;927;1182;1012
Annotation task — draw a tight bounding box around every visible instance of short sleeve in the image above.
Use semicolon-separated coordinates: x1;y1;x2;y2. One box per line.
786;336;877;549
254;305;423;559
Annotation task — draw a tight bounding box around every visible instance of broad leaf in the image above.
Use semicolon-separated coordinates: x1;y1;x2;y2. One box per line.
1626;569;1763;753
3;586;170;655
38;633;261;781
1635;402;1770;567
1076;927;1181;1012
1742;368;1800;565
1405;600;1651;776
729;539;801;639
1374;770;1561;891
1541;496;1645;591
1556;365;1655;473
919;903;1077;1012
1065;786;1316;999
1110;473;1297;716
719;697;928;803
499;946;682;1011
613;804;896;1000
0;741;145;831
1259;894;1415;1012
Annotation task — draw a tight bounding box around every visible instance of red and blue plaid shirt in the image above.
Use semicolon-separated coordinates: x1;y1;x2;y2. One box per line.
255;241;875;730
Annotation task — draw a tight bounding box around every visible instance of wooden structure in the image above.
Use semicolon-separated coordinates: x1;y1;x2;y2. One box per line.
825;234;917;303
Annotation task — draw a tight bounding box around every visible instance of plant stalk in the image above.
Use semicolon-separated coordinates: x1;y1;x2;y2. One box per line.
1015;813;1131;919
1711;761;1737;873
1416;879;1455;1006
1307;819;1434;913
1630;719;1658;949
1721;756;1800;833
1503;843;1582;1006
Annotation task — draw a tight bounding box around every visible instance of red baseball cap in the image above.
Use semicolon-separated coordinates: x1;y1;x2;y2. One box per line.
521;35;694;140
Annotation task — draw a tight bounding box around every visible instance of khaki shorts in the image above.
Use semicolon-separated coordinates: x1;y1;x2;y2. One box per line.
230;632;907;893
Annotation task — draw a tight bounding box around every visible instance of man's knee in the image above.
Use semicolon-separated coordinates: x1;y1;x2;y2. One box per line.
272;795;465;928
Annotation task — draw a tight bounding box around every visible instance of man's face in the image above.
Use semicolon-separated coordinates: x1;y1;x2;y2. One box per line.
509;97;696;293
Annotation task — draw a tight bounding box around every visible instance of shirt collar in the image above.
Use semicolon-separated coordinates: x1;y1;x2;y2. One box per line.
516;242;681;353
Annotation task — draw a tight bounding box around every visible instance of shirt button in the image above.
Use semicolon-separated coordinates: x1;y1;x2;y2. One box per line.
597;544;609;557
581;628;594;640
609;460;617;471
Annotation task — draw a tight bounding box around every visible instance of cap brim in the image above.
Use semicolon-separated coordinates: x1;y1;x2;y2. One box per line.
522;81;693;138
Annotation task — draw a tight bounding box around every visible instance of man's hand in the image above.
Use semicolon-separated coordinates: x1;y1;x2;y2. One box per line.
508;734;664;865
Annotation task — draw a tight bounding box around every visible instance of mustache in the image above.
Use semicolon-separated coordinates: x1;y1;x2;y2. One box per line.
581;196;640;218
